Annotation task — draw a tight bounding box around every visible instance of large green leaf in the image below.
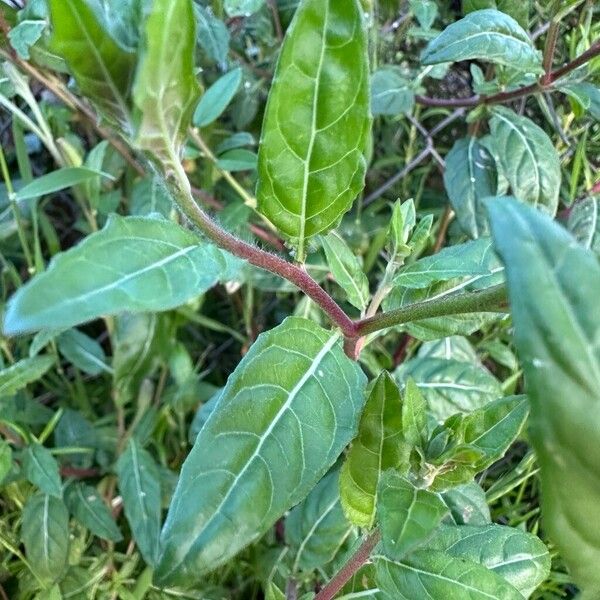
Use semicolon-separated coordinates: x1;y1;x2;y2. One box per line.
286;468;352;573
3;216;227;336
488;197;600;595
427;525;550;598
116;439;162;567
395;357;502;421
155;317;367;586
568;195;600;258
22;443;62;498
443;138;497;239
340;372;407;528
133;0;200;178
0;356;54;396
256;0;370;259
48;0;136;129
490;112;561;214
22;493;70;585
374;551;523;599
378;471;448;560
65;483;123;543
421;9;541;72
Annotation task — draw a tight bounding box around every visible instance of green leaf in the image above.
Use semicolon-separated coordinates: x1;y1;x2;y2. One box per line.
402;379;428;450
265;583;287;600
194;5;230;65
65;483;123;543
3;216;227;336
490;111;561;214
116;439;162;567
15;167;113;202
133;0;201;177
193;68;242;127
444;138;497;239
340;372;407;528
421;9;541;72
216;149;258;172
371;68;415;116
378;471;448;560
0;356;54;396
256;0;370;259
439;482;491;526
321;232;370;312
225;0;265;17
0;439;13;485
286;468;352;573
8;20;46;59
22;443;62;498
374;550;524;599
427;524;550;597
488;196;600;595
568;195;600;258
48;0;136;129
560;82;600;120
22;493;70;585
395;357;502;421
155;317;367;586
418;336;480;364
393;238;499;288
462;0;530;29
57;329;110;376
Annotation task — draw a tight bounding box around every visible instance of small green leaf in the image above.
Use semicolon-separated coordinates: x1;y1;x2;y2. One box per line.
286;468;352;573
194;5;230;65
8;20;46;59
427;524;550;597
3;216;227;336
421;9;541;72
568;195;600;258
194;68;242;127
374;550;524;599
0;356;54;396
396;357;502;421
490;110;561;214
378;471;448;560
256;0;370;259
65;483;123;542
0;440;13;485
22;493;70;585
225;0;265;17
155;317;366;586
488;196;600;595
340;372;407;528
321;232;370;312
216;149;258;172
133;0;200;177
462;0;530;29
444;138;497;239
15;167;113;202
48;0;136;129
116;439;162;566
57;329;110;376
402;379;428;449
265;583;287;600
371;68;415;116
439;482;491;525
560;83;600;120
22;443;62;498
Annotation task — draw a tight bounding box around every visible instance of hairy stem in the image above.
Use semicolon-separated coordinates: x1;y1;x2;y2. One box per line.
355;284;508;337
314;530;381;600
416;40;600;108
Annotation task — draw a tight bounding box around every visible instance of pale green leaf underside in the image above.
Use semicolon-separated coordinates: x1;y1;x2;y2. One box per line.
3;216;227;336
256;0;370;258
155;317;367;586
490;111;561;214
488;197;600;595
421;9;542;73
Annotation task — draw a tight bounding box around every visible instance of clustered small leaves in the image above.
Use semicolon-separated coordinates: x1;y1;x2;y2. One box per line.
0;0;599;599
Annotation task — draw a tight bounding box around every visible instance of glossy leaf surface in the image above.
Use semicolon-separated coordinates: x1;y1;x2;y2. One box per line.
256;0;370;258
488;197;600;595
3;216;227;336
421;9;541;72
155;317;366;585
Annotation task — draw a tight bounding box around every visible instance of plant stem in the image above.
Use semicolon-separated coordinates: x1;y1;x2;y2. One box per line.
355;284;508;337
415;40;600;108
314;530;381;600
